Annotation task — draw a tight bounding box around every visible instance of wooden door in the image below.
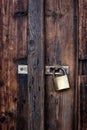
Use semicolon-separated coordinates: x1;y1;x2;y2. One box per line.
28;0;78;130
44;0;77;130
0;0;87;130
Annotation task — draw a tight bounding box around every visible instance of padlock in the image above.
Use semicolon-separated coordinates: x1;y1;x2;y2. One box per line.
53;67;70;91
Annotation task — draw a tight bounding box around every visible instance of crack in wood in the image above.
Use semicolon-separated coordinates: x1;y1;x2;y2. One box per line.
14;11;28;18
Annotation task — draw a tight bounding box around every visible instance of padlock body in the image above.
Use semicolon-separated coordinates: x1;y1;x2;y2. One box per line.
53;75;70;91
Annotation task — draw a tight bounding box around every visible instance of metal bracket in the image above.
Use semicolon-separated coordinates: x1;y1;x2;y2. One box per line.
18;65;28;74
45;65;69;75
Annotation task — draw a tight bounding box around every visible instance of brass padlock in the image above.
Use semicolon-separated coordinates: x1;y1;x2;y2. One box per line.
53;67;70;91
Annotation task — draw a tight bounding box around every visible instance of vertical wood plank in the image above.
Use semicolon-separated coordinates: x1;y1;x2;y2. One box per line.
79;0;87;59
45;0;76;130
28;0;44;130
78;0;87;130
74;0;78;130
0;0;28;130
17;58;28;130
78;76;87;130
0;1;3;129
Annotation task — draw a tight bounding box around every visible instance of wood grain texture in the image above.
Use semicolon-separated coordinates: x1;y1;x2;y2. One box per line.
28;0;44;130
78;76;87;130
0;2;3;130
0;0;28;130
79;0;87;59
78;1;87;130
17;58;28;130
45;0;76;130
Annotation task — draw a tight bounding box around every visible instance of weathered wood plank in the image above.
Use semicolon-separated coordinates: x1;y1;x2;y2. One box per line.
0;1;3;129
28;0;44;130
73;0;78;129
14;0;28;59
45;0;76;130
79;0;87;59
78;76;87;130
17;58;28;130
0;0;28;130
78;1;87;129
0;1;17;130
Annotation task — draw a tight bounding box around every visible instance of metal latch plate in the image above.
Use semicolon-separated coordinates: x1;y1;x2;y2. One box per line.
45;65;69;75
18;65;69;75
18;65;28;74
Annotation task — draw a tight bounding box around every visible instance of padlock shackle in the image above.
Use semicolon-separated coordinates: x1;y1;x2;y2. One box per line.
53;67;66;78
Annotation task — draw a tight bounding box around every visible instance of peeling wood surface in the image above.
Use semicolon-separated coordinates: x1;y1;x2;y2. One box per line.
0;0;28;130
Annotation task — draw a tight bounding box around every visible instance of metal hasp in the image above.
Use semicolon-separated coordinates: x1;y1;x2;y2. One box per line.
18;65;69;75
45;65;69;75
18;65;28;74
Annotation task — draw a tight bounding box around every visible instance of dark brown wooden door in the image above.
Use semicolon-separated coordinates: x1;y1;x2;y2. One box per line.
44;0;77;130
0;0;87;130
28;0;87;129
